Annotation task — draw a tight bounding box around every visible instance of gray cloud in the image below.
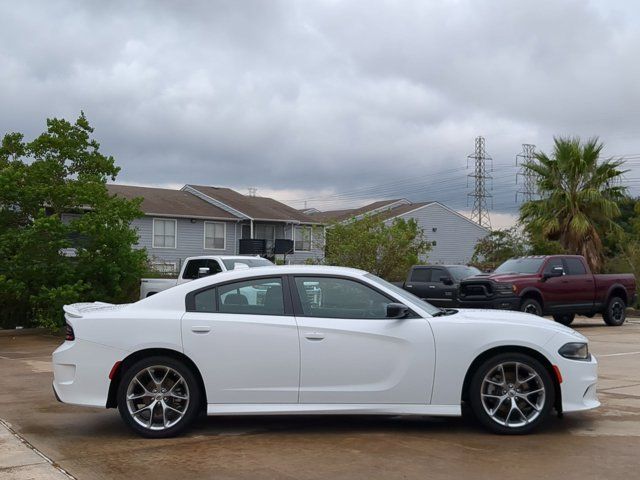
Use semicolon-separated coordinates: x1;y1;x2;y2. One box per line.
1;0;639;217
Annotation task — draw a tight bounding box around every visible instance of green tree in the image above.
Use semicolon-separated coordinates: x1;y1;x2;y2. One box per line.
0;114;147;329
324;214;430;281
520;137;626;272
471;227;529;271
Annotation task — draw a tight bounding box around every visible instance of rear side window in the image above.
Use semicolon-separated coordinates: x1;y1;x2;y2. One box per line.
217;278;284;316
193;288;216;312
410;268;431;282
564;258;587;275
182;259;223;279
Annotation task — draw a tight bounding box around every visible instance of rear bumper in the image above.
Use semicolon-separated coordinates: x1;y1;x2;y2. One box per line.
458;295;520;310
52;339;126;408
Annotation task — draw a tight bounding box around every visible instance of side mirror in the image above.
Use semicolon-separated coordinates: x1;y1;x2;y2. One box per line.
440;277;454;285
197;267;211;278
386;303;410;319
544;266;564;279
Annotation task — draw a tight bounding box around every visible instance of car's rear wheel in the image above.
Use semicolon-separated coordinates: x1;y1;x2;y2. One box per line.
602;296;626;326
117;356;201;438
552;313;575;326
468;353;554;434
520;298;542;316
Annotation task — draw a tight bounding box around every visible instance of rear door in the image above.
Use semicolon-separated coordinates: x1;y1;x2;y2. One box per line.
181;276;300;404
561;257;595;311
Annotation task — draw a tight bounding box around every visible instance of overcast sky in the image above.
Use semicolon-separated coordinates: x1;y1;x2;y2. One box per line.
2;0;640;227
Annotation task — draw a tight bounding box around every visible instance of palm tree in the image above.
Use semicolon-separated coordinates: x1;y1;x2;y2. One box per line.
520;137;627;272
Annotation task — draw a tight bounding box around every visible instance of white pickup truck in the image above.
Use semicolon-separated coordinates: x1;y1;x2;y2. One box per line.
139;255;273;299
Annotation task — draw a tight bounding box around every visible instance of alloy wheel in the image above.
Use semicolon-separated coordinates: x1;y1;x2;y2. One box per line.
480;362;546;428
126;366;190;431
611;301;625;323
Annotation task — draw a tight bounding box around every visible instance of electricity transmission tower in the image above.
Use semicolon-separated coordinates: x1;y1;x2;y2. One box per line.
467;136;493;229
516;144;537;203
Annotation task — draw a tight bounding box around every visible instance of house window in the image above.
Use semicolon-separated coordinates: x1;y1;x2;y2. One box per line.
151;261;178;274
204;222;226;250
295;226;312;252
152;219;177;248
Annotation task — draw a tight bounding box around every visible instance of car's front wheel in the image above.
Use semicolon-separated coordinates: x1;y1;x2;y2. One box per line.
117;356;201;438
468;353;555;434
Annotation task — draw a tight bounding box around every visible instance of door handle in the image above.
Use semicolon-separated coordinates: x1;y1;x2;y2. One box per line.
304;332;325;341
429;285;436;289
191;326;211;334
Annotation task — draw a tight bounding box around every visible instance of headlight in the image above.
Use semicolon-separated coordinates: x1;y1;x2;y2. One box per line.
559;342;591;361
494;283;514;295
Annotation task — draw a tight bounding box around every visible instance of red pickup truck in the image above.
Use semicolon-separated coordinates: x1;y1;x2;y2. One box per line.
458;255;636;326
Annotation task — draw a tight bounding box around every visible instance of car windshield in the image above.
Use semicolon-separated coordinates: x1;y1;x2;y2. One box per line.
365;273;441;316
494;258;544;275
222;258;273;270
447;266;481;282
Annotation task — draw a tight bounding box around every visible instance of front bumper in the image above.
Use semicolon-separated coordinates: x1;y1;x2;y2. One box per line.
458;295;520;310
558;353;600;413
52;339;126;408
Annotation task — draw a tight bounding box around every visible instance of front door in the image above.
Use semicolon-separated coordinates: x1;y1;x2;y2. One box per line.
182;276;299;403
292;276;435;404
425;267;457;307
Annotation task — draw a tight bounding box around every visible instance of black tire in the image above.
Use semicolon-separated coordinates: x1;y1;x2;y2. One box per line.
117;356;202;438
602;296;627;326
468;352;555;435
520;298;542;316
553;313;575;326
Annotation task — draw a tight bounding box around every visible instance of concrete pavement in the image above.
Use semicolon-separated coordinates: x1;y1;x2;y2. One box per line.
1;317;640;479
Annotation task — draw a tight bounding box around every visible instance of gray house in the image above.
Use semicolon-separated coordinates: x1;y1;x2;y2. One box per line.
310;199;488;265
106;184;324;272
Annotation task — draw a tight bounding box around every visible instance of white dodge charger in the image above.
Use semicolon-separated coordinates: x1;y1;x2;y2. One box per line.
52;265;599;437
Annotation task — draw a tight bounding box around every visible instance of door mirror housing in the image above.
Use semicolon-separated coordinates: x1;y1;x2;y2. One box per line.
386;303;410;319
197;267;211;278
440;276;454;285
544;265;564;280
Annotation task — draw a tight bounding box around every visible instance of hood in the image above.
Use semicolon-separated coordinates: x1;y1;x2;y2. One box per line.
464;273;539;283
451;308;587;339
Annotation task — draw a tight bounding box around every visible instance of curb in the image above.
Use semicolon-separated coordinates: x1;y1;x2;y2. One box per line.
0;328;50;337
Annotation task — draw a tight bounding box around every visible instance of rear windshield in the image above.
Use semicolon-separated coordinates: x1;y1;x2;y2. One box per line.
494;258;544;275
222;258;273;270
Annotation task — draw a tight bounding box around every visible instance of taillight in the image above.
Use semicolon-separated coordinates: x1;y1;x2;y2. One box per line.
65;323;75;341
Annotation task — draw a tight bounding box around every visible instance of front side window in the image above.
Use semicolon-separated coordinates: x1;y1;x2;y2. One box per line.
430;268;448;284
153;219;177;248
295;226;312;252
294;276;392;319
204;222;226;249
544;258;564;275
182;259;223;280
217;278;284;316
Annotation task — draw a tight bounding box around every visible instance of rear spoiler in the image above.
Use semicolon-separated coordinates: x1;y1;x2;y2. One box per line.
63;302;115;318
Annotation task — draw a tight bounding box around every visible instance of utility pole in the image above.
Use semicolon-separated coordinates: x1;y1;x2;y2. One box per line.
516;144;537;203
467;136;493;229
247;187;257;197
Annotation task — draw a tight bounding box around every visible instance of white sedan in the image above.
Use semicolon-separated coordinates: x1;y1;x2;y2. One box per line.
53;265;599;437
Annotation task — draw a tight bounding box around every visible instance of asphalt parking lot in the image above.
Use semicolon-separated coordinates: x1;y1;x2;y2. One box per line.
2;317;640;480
